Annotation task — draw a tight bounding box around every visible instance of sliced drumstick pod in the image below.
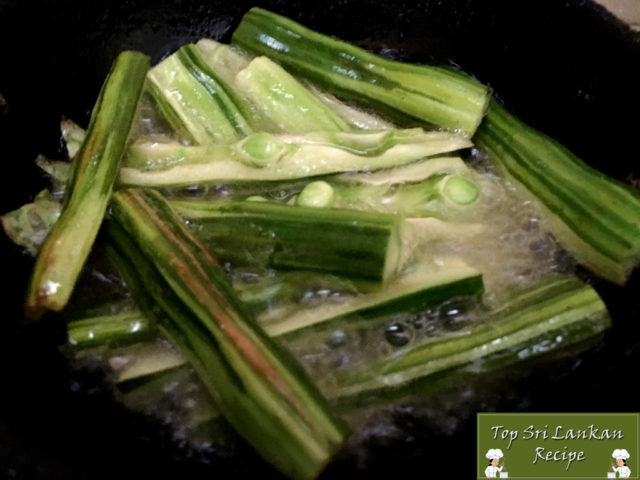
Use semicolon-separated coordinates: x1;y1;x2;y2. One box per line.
194;39;250;85
25;51;149;318
108;188;349;480
170;199;403;283
66;310;154;349
232;7;490;134
234;56;351;133
146;44;253;144
336;276;611;400
475;100;640;284
120;129;472;187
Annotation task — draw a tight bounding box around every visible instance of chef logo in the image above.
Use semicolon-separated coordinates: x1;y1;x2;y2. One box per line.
478;413;639;479
608;448;631;478
485;448;509;478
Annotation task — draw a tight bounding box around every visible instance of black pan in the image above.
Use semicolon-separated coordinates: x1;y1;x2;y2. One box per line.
1;0;639;478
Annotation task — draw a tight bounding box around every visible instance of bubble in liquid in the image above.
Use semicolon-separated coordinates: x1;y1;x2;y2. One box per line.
408;314;424;330
181;184;209;198
385;322;412;347
442;312;475;331
328;329;348;348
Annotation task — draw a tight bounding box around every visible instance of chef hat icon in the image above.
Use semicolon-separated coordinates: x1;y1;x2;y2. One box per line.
612;449;630;460
486;448;504;460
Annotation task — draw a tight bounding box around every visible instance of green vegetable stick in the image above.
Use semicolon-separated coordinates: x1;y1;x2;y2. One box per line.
25;51;150;317
171;199;403;283
120;129;472;187
235;56;351;133
232;7;490;134
337;276;610;399
475;100;640;285
108;188;350;480
146;44;253;144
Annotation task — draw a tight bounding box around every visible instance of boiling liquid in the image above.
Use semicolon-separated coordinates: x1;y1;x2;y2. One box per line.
69;87;583;458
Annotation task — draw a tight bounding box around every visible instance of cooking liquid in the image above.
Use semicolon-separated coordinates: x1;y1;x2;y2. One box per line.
67;88;588;462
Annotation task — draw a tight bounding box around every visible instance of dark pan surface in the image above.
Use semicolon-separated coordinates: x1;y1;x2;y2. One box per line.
1;0;639;478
